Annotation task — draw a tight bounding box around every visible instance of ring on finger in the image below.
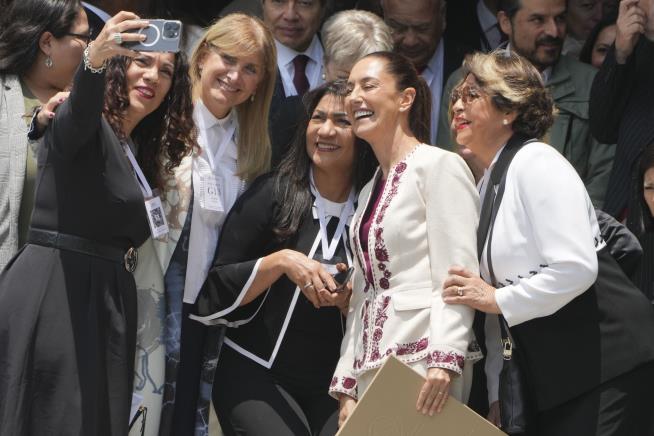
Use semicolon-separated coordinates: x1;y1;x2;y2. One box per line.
112;32;123;45
303;282;314;289
457;286;464;297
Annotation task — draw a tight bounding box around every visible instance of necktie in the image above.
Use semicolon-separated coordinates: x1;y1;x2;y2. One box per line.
292;54;310;96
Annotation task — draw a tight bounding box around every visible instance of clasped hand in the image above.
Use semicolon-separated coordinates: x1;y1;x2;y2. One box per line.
280;249;351;312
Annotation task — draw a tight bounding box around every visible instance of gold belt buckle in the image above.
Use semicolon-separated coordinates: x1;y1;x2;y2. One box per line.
124;247;138;272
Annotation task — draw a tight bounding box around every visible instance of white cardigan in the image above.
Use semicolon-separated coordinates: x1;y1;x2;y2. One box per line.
482;141;602;403
330;144;481;400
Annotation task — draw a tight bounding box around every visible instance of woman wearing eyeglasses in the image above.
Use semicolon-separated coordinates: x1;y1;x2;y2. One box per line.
0;0;92;270
443;50;654;436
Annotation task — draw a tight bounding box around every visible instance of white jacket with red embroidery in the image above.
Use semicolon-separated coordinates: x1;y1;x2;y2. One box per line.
329;145;481;400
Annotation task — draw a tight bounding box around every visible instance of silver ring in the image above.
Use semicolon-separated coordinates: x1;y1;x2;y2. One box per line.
303;282;314;289
112;32;123;45
457;286;464;297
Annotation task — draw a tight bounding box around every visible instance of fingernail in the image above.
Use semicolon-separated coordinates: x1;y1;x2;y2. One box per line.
429;411;434;416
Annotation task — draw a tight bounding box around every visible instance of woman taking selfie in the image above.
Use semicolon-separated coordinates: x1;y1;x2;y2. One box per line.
0;11;196;436
331;51;480;427
192;81;377;436
0;0;90;270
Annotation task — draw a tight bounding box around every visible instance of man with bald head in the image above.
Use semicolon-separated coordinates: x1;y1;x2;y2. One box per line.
381;0;468;145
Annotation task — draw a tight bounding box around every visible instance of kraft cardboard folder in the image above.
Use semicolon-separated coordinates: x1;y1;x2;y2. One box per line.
337;356;507;436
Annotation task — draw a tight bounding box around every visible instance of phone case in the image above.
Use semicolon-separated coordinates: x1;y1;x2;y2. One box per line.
124;19;182;53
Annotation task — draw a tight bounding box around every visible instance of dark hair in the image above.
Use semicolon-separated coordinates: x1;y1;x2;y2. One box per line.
103;53;197;192
455;50;555;139
579;13;617;65
361;51;432;144
272;81;377;241
498;0;523;19
628;143;654;235
0;0;81;77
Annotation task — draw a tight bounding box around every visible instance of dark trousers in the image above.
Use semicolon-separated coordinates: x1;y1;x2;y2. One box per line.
213;345;338;436
171;302;207;435
535;361;654;436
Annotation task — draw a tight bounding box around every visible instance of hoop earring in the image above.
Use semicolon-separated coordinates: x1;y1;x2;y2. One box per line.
45;56;53;68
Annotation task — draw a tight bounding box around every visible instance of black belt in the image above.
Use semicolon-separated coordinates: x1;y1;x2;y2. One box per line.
27;229;138;272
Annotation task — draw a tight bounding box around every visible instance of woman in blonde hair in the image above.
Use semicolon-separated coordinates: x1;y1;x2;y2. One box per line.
145;12;277;435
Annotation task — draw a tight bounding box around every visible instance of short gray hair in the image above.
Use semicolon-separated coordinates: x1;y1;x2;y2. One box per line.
321;10;393;72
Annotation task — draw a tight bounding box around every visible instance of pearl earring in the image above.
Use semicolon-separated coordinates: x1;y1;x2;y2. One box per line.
250;93;255;102
502;119;508;125
321;72;326;80
45;56;53;68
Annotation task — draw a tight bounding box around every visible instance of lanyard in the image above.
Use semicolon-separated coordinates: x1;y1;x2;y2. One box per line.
203;119;237;171
309;169;355;261
122;142;153;198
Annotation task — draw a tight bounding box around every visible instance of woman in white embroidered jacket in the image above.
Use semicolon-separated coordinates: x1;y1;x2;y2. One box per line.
442;50;654;435
331;51;481;427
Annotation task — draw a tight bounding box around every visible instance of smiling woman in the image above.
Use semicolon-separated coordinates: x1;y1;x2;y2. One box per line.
331;51;481;427
0;10;196;436
158;13;280;435
190;81;377;436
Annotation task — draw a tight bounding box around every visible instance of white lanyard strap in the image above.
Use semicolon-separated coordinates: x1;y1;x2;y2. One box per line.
204;120;237;170
122;142;153;198
309;169;355;261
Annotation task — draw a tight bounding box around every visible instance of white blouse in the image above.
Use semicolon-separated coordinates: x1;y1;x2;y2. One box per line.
481;141;603;402
183;102;245;304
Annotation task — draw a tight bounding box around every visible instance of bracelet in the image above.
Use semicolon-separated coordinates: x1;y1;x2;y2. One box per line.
83;43;106;74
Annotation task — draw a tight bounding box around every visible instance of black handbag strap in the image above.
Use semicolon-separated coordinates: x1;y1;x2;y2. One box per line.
476;135;536;340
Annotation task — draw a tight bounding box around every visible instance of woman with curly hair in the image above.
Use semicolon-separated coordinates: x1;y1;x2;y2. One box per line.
443;50;654;435
0;11;196;436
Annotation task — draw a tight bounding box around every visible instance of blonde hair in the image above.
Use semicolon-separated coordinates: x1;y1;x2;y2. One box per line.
321;10;393;72
450;49;556;139
190;13;277;182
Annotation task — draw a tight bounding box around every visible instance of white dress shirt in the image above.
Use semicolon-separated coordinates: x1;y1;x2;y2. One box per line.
422;39;445;145
480;142;603;403
184;102;245;304
275;36;325;96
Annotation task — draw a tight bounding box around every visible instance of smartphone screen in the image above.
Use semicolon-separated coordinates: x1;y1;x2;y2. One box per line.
333;266;354;292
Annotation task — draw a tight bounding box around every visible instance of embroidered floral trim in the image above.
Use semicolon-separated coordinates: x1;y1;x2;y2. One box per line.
329;376;358;399
426;350;465;373
393;337;429;356
369;296;391;362
370;161;407;290
354;300;371;370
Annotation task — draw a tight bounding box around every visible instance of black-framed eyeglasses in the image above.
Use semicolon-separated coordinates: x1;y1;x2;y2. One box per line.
64;30;93;44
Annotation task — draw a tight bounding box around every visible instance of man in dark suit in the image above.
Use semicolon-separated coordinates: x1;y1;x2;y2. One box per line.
380;0;468;145
445;0;503;53
262;0;327;165
590;0;654;219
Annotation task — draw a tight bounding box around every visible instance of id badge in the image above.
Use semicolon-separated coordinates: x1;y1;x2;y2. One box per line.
199;173;224;212
144;196;169;239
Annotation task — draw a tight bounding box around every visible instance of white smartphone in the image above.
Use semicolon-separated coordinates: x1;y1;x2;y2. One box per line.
124;19;182;53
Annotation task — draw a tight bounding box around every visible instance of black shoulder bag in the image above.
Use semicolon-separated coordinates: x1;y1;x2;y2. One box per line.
476;135;536;435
